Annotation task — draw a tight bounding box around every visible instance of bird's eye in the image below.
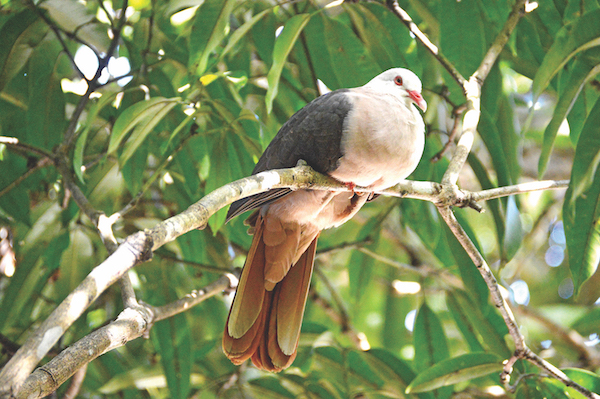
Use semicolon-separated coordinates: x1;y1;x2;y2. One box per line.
394;76;403;86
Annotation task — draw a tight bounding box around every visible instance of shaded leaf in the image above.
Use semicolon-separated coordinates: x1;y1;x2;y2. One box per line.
0;10;47;92
303;12;380;91
249;377;296;399
153;314;193;399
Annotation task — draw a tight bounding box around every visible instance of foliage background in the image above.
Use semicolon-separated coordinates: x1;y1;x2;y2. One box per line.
0;0;599;398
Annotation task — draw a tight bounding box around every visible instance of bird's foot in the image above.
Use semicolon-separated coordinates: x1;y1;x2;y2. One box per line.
344;181;370;197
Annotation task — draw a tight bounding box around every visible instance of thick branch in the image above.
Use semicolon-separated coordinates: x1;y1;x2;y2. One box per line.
16;275;231;399
0;232;152;397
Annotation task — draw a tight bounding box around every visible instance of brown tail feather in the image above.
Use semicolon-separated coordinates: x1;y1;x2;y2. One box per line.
223;216;317;372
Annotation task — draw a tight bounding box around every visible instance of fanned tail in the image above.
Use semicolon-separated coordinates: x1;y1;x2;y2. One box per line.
223;215;317;372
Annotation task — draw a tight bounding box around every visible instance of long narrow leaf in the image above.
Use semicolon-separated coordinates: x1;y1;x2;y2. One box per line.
406;353;503;393
563;96;600;293
538;57;600;176
532;9;600;99
265;14;311;113
189;0;237;75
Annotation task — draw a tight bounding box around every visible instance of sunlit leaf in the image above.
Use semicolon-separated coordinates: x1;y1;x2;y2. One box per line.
503;196;523;262
538;55;600;176
265;13;311;113
189;0;237;75
564;96;600;293
406;353;503;393
108;97;180;167
563;368;600;398
532;9;600;99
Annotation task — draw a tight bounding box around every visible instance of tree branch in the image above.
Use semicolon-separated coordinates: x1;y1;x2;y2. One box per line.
15;274;232;399
385;0;466;87
0;161;575;397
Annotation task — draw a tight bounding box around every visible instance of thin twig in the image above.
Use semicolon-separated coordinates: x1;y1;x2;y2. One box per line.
472;0;528;84
357;247;463;289
155;251;235;275
437;206;525;348
431;104;467;162
0;136;55;159
0;158;53;199
314;265;353;333
386;0;466;87
151;274;235;322
469;180;569;202
516;306;600;368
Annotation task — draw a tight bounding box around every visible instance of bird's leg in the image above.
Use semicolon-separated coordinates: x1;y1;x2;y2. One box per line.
345;181;356;194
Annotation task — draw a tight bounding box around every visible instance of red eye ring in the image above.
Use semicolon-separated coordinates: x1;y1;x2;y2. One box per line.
394;76;403;86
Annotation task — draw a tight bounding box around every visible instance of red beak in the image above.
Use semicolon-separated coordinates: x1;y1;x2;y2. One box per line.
409;90;427;112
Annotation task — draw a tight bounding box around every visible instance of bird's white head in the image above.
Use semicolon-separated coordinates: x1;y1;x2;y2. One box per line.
366;68;427;112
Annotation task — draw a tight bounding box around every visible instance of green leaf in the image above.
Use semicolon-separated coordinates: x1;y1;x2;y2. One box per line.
0;154;30;225
439;0;486;77
363;349;435;399
0;10;47;92
450;290;511;358
538;56;600;176
265;13;311;114
121;142;148;196
563;96;600;293
204;124;256;233
413;303;451;399
221;9;270;61
108;97;180;167
467;153;504;256
446;292;485;353
532;9;600;100
347;350;384;388
563;368;600;398
503;196;523;261
0;204;64;329
344;3;418;71
55;227;94;299
571;307;600;335
26;41;66;151
406;353;503;393
249;377;296;399
189;0;237;75
153;314;193;399
443;211;490;305
303;12;380;91
478;109;512;187
74;88;122;182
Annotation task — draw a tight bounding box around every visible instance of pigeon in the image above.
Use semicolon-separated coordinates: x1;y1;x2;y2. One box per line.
223;68;427;372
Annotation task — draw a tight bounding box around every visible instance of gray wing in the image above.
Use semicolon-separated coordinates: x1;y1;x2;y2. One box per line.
226;89;353;222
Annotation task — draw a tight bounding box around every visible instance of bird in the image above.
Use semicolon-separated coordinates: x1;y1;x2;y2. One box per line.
222;68;427;372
